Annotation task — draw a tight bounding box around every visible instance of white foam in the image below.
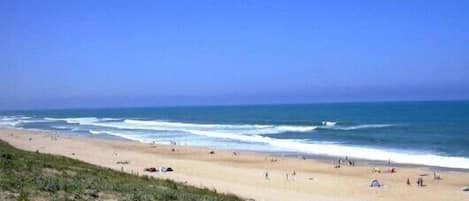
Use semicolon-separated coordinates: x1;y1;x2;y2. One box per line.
66;118;317;135
19;119;54;124
89;129;146;142
123;119;272;129
88;129;172;145
0;116;57;126
52;126;70;130
322;121;337;126
45;117;99;124
0;121;18;127
323;124;393;130
20;116;32;119
32;117;469;169
156;128;469;169
0;116;20;127
101;118;120;121
1;116;31;121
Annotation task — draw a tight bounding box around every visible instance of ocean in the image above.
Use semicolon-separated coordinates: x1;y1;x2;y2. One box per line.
1;101;468;169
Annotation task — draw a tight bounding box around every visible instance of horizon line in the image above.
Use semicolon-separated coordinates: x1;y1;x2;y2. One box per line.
1;98;468;112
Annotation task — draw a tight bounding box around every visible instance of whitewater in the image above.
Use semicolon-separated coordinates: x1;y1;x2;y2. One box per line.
2;111;469;169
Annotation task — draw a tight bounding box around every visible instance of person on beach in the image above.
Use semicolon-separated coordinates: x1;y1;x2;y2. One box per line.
407;178;411;185
265;171;269;180
433;171;441;180
335;161;341;168
417;177;424;187
335;159;341;168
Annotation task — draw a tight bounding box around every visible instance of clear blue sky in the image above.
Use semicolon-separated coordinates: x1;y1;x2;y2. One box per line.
1;0;468;109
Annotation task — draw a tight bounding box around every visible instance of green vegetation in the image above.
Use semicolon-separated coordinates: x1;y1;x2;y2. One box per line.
0;140;244;201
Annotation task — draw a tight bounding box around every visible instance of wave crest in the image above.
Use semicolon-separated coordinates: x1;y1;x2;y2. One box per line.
321;124;393;130
65;118;317;135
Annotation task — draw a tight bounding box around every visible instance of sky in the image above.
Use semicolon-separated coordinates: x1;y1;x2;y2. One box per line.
1;0;468;109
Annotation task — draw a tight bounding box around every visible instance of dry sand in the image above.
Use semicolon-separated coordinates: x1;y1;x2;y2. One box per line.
1;128;468;201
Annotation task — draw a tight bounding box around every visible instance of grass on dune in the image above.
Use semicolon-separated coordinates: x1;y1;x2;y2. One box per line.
0;140;244;201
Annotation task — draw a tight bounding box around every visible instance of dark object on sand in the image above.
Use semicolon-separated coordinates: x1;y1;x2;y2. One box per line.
116;160;129;165
71;153;75;156
159;167;173;172
144;167;174;173
144;167;157;172
406;178;411;185
29;138;32;141
209;151;215;154
417;177;424;187
370;179;382;188
462;186;469;191
171;148;175;152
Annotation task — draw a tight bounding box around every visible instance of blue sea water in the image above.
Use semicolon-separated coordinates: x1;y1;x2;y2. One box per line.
1;101;469;169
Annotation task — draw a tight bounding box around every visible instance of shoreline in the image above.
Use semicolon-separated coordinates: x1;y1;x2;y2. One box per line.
14;127;469;173
1;128;469;201
3;111;469;170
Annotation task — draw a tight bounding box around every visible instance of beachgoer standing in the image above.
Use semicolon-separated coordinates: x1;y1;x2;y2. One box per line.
417;177;424;187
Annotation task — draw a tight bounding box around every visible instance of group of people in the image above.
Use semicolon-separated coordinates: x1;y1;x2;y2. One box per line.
335;156;355;168
264;170;297;181
406;171;441;187
286;171;296;181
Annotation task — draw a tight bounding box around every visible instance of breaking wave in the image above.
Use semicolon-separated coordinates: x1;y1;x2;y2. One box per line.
88;127;469;169
321;124;393;130
3;115;469;169
50;118;318;135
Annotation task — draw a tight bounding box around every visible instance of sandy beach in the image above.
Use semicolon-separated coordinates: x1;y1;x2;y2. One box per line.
1;128;468;201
